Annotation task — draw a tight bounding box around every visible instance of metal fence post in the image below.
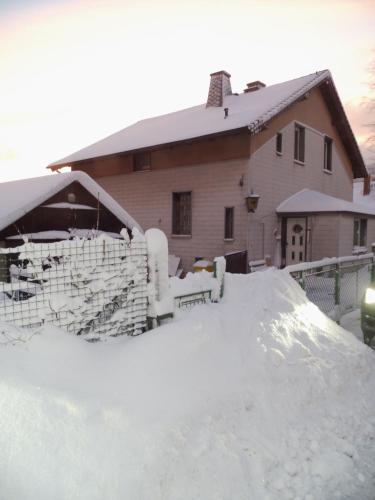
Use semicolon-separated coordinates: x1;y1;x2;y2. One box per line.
355;265;359;306
299;271;305;290
371;255;375;284
334;262;341;322
213;258;225;299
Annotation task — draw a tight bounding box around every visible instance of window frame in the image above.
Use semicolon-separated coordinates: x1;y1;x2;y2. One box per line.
133;152;151;172
294;123;305;163
323;136;333;173
224;207;234;240
172;191;192;236
276;132;283;155
353;218;367;247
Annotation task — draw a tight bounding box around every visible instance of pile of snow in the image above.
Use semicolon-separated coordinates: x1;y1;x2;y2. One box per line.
0;270;375;499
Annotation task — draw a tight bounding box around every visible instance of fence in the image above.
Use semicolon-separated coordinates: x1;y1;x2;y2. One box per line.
286;253;374;321
0;236;148;340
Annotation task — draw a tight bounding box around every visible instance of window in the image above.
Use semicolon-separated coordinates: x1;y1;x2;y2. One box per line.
224;207;234;239
324;136;332;172
353;218;367;247
294;124;305;163
276;132;283;155
172;192;191;235
133;152;151;171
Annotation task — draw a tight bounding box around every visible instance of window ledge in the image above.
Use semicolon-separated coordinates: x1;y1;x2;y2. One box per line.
323;169;333;175
294;159;305;166
224;238;235;242
171;234;192;239
276;151;283;157
133;168;151;173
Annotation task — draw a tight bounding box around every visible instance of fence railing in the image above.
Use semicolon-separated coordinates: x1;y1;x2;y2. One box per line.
0;228;226;339
286;253;374;321
0;236;148;340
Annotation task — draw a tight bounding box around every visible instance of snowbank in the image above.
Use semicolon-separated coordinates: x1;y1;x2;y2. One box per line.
0;270;375;499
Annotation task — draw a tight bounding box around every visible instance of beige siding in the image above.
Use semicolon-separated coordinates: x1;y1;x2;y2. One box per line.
97;160;250;270
367;219;375;250
337;215;355;256
248;120;354;262
308;214;340;260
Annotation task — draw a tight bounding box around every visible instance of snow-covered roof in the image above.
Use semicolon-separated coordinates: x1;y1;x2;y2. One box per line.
49;71;333;168
277;189;375;216
0;171;141;233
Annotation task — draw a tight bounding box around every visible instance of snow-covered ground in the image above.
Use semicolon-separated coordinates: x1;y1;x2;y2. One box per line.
1;270;375;499
340;309;363;343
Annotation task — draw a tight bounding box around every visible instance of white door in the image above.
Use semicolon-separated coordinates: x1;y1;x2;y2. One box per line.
286;218;307;265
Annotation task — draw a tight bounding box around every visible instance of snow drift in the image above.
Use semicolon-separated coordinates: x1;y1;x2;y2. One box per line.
0;270;375;499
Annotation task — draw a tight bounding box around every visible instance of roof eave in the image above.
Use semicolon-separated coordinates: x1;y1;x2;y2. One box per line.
318;79;367;179
47;126;251;171
277;210;375;217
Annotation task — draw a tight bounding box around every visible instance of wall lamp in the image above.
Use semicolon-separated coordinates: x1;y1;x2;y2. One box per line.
245;192;260;212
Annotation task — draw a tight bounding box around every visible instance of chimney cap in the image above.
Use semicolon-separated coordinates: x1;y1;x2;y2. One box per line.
244;80;266;93
210;70;231;78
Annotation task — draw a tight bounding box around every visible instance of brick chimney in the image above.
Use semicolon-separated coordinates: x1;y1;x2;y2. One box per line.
244;81;266;93
206;70;232;108
363;174;371;196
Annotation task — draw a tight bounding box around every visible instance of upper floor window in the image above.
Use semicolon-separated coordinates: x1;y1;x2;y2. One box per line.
133;152;151;172
294;124;305;163
353;218;367;247
276;133;283;155
324;136;333;172
224;207;234;239
172;192;191;235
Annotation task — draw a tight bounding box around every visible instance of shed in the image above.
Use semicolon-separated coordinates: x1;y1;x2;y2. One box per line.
0;171;141;247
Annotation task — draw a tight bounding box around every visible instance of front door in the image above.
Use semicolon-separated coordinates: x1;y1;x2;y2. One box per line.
286;218;307;266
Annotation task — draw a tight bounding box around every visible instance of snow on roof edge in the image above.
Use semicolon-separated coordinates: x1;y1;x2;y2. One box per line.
70;171;142;231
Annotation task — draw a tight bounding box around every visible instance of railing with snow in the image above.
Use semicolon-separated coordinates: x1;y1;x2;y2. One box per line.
286;253;374;321
0;233;148;340
146;229;226;326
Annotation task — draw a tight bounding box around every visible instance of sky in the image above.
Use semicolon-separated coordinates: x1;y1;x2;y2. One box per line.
0;0;374;182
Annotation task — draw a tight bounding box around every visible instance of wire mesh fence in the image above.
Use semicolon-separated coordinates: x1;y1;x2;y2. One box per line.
287;254;374;320
0;236;148;340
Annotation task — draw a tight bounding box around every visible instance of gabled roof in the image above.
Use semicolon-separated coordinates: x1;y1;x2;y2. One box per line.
277;189;375;216
0;171;141;233
48;70;366;178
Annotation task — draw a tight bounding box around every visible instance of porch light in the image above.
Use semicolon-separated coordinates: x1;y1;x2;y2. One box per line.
245;192;260;212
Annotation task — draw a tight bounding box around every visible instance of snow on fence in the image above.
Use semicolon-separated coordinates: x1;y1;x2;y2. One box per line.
286;253;374;321
0;233;148;340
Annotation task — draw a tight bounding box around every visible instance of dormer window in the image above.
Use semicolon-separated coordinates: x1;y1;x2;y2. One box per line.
133;152;151;172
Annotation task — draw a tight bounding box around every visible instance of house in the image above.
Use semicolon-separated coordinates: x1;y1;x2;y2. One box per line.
48;70;372;271
0;171;140;247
